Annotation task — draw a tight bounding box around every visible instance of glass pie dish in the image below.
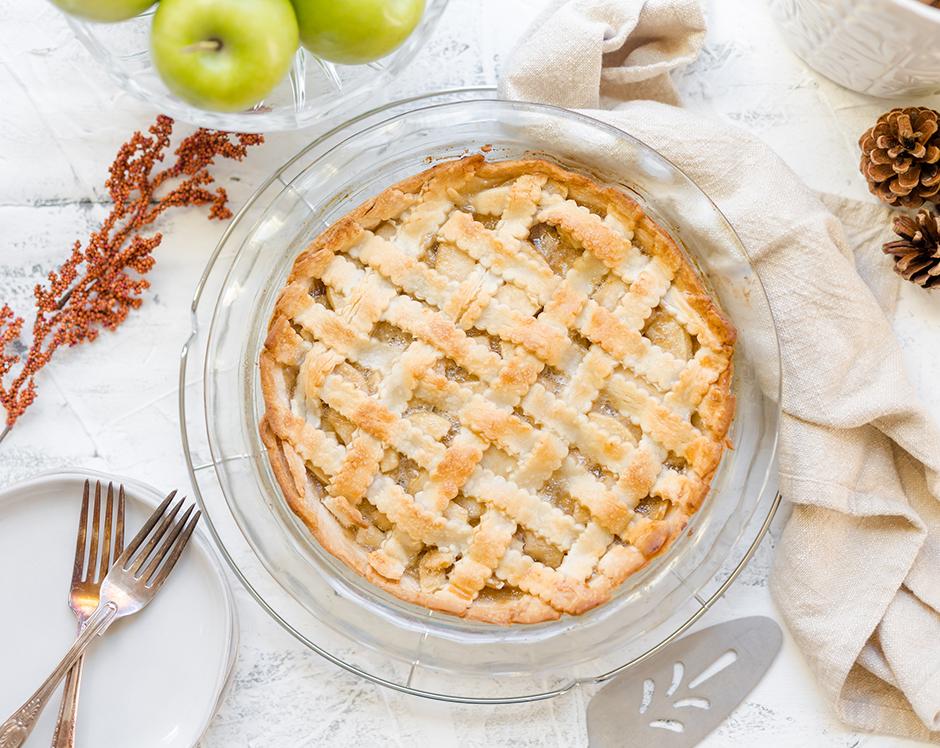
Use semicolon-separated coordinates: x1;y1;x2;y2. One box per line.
66;0;449;133
180;88;782;702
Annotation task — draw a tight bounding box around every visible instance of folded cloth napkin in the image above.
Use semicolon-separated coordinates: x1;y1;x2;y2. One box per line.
501;0;940;741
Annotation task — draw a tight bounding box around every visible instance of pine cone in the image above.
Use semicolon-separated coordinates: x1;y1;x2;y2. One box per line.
859;107;940;208
883;208;940;289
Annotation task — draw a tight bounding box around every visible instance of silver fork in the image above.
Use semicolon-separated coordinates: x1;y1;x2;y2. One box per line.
50;480;125;748
0;492;200;748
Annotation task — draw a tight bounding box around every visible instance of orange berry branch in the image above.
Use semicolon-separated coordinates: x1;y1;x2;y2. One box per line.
0;115;263;439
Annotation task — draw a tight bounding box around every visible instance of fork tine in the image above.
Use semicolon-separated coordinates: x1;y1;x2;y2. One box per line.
72;480;90;581
116;485;125;555
149;509;201;589
128;498;184;577
141;504;195;583
86;482;102;582
98;482;115;581
116;490;176;569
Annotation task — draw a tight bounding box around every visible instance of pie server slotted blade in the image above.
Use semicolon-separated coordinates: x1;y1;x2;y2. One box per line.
587;616;783;748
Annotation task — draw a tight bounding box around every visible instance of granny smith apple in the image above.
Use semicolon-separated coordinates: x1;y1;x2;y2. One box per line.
151;0;299;112
291;0;425;65
49;0;155;23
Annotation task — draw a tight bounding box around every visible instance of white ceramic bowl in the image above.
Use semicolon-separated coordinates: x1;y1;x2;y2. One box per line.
770;0;940;98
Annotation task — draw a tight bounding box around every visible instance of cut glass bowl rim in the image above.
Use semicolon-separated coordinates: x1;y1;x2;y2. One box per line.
66;0;450;133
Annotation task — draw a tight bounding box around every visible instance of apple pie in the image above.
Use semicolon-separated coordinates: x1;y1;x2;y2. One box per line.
260;156;735;624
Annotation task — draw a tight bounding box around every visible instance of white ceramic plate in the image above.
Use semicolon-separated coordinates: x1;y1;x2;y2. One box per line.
0;469;237;747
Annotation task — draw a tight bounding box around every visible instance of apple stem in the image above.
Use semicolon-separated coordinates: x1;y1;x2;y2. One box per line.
182;39;223;53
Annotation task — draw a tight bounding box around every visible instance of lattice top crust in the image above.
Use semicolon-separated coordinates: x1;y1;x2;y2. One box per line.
260;157;735;624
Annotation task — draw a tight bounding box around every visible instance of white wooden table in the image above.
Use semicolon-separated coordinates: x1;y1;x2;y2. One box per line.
1;0;938;745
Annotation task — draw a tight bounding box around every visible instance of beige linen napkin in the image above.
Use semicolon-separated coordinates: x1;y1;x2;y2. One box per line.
501;0;940;741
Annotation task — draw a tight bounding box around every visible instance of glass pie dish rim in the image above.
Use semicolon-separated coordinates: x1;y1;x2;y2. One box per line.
179;87;783;703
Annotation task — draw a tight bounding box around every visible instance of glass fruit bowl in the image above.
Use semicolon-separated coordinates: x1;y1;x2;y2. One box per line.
180;88;782;702
66;0;449;133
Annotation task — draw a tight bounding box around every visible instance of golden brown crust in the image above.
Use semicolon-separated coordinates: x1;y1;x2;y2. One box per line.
259;155;735;624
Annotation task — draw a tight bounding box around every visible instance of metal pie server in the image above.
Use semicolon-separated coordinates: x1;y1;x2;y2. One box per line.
587;616;783;747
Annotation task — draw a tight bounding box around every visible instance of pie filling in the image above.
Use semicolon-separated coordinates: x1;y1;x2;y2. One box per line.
260;156;736;624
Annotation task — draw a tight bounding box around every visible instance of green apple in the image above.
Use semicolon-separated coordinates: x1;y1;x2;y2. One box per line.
291;0;425;65
151;0;299;112
49;0;155;23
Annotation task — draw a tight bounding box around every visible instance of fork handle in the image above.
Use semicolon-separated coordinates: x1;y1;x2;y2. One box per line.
0;603;117;748
49;651;84;748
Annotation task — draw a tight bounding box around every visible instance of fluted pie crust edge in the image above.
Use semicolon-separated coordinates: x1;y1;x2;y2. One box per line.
259;156;735;624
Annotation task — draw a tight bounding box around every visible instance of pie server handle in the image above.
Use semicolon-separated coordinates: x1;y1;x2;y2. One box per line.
587;616;783;748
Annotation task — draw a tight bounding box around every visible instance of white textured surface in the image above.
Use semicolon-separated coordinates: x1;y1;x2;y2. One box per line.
0;0;938;745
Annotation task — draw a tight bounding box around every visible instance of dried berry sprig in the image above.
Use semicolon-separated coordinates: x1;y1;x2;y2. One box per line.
0;115;263;437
